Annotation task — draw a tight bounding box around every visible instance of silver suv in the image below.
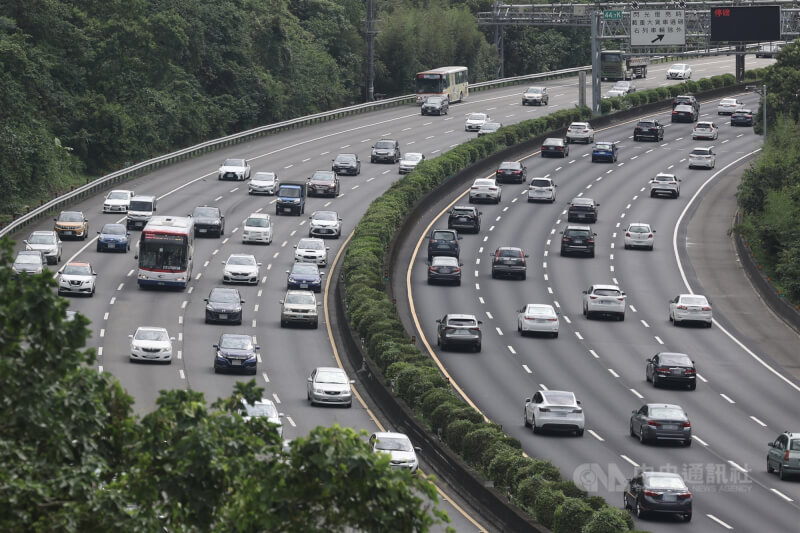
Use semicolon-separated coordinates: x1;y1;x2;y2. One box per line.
436;314;482;352
370;139;401;163
767;431;800;480
24;231;62;264
280;290;319;328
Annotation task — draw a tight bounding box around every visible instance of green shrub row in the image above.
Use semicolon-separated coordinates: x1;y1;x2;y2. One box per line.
341;71;762;531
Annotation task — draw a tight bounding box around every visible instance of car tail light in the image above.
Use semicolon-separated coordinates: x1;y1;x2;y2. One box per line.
469;327;480;333
589;296;598;300
444;326;456;332
453;267;461;273
583;129;589;133
656;367;670;373
571;408;583;413
672;110;678;115
677;304;688;310
681;421;691;428
625;231;631;237
513;170;521;174
471;186;478;190
557;147;563;151
677;492;692;500
702;306;712;311
562;237;571;243
587;238;594;244
644;490;661;497
647;420;661;427
539;407;550;412
684;368;696;375
429;266;436;272
489;187;498;191
785;450;791;461
547;318;558;322
617;297;625;301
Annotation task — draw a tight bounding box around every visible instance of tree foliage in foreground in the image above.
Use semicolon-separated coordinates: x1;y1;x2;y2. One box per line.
0;237;448;532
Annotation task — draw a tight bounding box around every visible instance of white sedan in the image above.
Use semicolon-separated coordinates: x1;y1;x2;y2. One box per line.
717;98;744;115
666;63;692;79
103;190;134;213
398;152;425;174
468;178;501;204
369;432;420;473
218;158;251;181
623;223;655;250
688;147;716;169
465;113;489;132
248;171;279;195
669;294;713;327
294;237;329;266
583;284;626;320
222;253;261;285
517;304;559;337
524;390;584;436
240;398;284;437
129;326;174;363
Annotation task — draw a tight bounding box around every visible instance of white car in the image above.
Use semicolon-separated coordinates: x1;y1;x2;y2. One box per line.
280;290;319;328
308;211;342;239
294;237;329;266
369;432;420;473
524;390;584;436
307;366;354;407
218;158;251;181
565;122;594;144
24;230;62;264
583;284;626;320
221;253;261;285
623;222;655;250
692;121;718;140
57;262;97;296
603;88;626;99
527;177;557;203
464;113;489;132
666;63;692;79
650;173;681;198
241;212;273;244
468;178;501;204
248;171;279;195
398;152;425;174
239;398;284;437
688;147;716;169
717;97;744;115
103;189;134;213
517;304;559;337
129;326;174;363
669;294;713;327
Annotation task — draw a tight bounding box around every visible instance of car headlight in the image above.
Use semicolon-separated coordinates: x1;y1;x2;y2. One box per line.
314;387;325;393
288;277;296;283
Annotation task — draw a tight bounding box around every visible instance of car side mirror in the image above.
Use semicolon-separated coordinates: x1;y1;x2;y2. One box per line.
458;236;462;240
307;377;313;382
525;397;531;403
577;400;581;405
293;245;297;248
212;344;219;349
524;254;530;258
134;255;138;260
255;345;261;350
477;320;483;325
326;246;330;250
241;299;245;303
479;211;483;215
596;203;600;206
221;261;226;265
459;262;463;266
435;319;441;324
652;230;656;233
349;379;355;384
621;291;626;296
204;299;209;302
414;446;422;452
582;290;588;294
257;262;263;266
279;300;284;305
286;270;290;274
96;231;100;234
320;272;325;276
768;442;774;447
593;232;597;236
646;358;653;363
128;334;133;339
632;410;638;414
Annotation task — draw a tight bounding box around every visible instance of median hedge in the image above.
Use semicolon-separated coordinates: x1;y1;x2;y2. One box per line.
341;71;760;530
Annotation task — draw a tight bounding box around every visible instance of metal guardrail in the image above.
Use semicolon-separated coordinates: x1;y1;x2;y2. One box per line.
0;65;594;239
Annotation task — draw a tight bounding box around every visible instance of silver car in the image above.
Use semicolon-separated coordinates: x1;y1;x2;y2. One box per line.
280;290;319;328
521;86;548;106
369;432;420;473
767;431;800;480
630;403;692;446
241;213;273;244
294;238;329;266
688;147;716;169
524;390;584;436
222;254;261;285
24;230;62;264
308;211;342;239
517;304;559;337
398;152;425;174
307;366;354;407
669;294;712;327
218;158;251;181
666;63;692;79
468;178;501;204
464;113;488;132
583;284;626;320
129;326;174;364
248;171;279;195
527;177;557;203
12;250;47;275
239;398;284;437
57;262;96;296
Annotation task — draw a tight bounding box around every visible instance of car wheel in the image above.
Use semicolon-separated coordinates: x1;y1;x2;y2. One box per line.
576;428;584;437
646;369;651;382
706;321;712;328
650;191;655;197
523;410;531;427
312;321;318;329
652;374;659;388
688;382;697;390
552;332;558;338
532;417;540;434
474;343;481;353
590;250;595;258
778;464;789;480
624;244;630;250
623;493;630;510
630;422;636;437
280;320;285;328
684;513;692;522
635;501;646;519
767;458;775;474
618;312;625;321
684;439;692;447
97;244;102;252
648;245;654;251
639;426;648;444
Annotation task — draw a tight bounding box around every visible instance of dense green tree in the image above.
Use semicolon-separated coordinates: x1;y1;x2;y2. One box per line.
756;38;800;131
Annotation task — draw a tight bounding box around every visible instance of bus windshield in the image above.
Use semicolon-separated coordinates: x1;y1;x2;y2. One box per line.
416;75;443;94
139;240;188;271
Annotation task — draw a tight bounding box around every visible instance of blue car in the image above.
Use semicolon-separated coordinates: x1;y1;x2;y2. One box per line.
591;141;618;163
286;262;324;293
96;223;130;252
213;333;258;375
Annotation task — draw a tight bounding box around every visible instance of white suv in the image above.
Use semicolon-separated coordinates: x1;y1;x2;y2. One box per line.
241;212;273;244
583;284;626;320
527;177;557;203
524;390;584;436
688;147;716;169
565;122;595;144
650;173;681;198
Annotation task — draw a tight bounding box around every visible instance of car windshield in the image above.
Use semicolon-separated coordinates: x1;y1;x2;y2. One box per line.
134;329;168;342
312;172;335;182
566;229;591;238
292;264;319;275
569;122;589;129
675;105;693;112
659;353;692;366
432;256;458;266
129;200;153;211
224;159;245;167
316;370;348;384
680;296;708;306
107;191;129;200
281;188;300;198
720;99;737;105
469;113;487;121
614;82;630;88
451;208;474;216
375;436;412;452
595;143;613;150
432;231;455;240
544;138;562;145
220;335;253;350
298;239;324;250
646;476;687;490
594;288;621;297
253;173;276;182
531;179;551;188
313;212;338;221
525;88;542;94
426;97;443;104
671;64;687;70
375;141;395;149
447;318;477;327
244;402;278;418
481;123;500;130
210;289;239;303
15;254;41;264
193;207;218;217
638;122;654;128
335;154;356;163
694;123;711;129
473;179;493;187
628;225;649;233
245;217;269;228
650;407;686;419
543;391;575;406
227;255;256;266
656;175;675;182
691;149;711;156
28;233;56;244
403;153;423;162
285;292;315;305
58;212;83;222
101;224;126;235
499;163;520;170
735;109;752;115
498;249;521;257
63;265;91;275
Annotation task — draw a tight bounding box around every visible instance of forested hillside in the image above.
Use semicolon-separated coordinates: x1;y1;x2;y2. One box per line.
0;0;590;219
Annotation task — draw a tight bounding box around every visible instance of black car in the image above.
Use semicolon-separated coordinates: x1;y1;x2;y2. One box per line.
671;94;700;113
624;471;692;522
567;198;599;223
633;119;664;142
421;96;449;116
560;225;596;257
307;170;340;198
436;314;482;352
447;206;481;233
541;137;569;158
370;139;401;163
495;161;527;184
427;229;461;262
629;403;692;446
671;104;697;123
191;206;224;237
332;153;361;175
204;287;244;324
213;333;259;375
427;256;462;285
490;247;528;279
730;109;754;127
646;352;697;390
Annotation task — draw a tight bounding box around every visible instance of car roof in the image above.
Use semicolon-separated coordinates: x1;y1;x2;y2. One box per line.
628;222;651;227
593;283;621;291
246;212;270;218
372;431;410;440
135;326;168;333
497;246;523;252
65;261;90;267
446;314;478;321
432;256;459;263
674;104;694;110
525;304;556;312
452;205;476;211
473;178;495;184
645;403;684;410
315;366;345;374
540;390;577;402
642;471;683;479
31;230;57;236
286;289;316;297
656;351;691;357
220;333;252;340
210;287;240;296
543;137;564;143
571;197;595;204
569;122;589;127
655;173;677;178
594;141;614;146
565;224;592;230
696;121;714;126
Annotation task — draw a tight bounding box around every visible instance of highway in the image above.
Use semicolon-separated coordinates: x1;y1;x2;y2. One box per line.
9;55;790;531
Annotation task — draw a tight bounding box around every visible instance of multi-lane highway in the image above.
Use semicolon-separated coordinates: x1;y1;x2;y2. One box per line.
9;55;790;531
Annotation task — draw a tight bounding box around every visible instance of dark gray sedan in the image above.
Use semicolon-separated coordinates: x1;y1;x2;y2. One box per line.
630;403;692;446
624;471;692;522
427;256;462;285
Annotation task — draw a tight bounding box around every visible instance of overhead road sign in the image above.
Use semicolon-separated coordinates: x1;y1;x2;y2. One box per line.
631;10;686;46
603;10;623;21
710;6;781;42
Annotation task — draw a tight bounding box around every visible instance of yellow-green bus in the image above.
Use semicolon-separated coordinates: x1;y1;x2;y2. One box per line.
415;66;469;104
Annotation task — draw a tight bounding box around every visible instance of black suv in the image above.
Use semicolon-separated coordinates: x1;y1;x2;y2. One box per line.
370;139;401;163
567;198;599;223
672;95;700;113
191;206;225;237
490;247;528;279
495;161;527;184
633;119;664;142
427;229;461;262
204;287;244;324
560;225;596;257
421;96;449;116
447;206;481;233
331;153;361;175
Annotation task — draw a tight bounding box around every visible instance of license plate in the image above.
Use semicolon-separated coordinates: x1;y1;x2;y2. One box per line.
503;259;514;264
199;228;207;233
63;231;73;235
574;240;583;244
218;314;227;319
663;424;678;430
551;412;566;417
107;243;116;249
671;368;682;375
458;217;467;222
232;360;241;366
300;283;308;288
663;494;676;502
283;208;292;213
